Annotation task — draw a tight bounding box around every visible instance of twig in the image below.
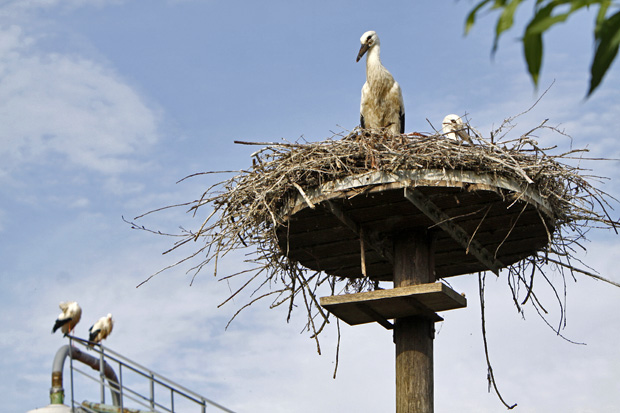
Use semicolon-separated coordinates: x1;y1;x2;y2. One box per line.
478;272;518;410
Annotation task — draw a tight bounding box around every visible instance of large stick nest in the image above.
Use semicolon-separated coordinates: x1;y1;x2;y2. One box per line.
129;117;620;349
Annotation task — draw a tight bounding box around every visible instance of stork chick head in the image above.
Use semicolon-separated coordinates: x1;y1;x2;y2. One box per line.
356;30;379;62
442;114;464;140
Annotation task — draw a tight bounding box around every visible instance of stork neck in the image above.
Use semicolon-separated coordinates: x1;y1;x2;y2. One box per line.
365;45;383;78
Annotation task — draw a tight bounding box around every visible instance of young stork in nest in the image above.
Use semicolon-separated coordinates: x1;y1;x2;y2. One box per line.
88;313;114;347
442;114;474;145
52;301;82;336
356;30;405;135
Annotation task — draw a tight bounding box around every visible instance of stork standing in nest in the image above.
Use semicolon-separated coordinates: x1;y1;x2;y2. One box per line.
356;30;405;135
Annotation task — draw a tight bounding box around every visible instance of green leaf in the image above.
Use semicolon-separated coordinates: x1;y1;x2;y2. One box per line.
492;0;523;54
526;11;572;36
523;32;544;87
595;0;612;39
527;0;596;36
491;0;510;9
520;2;555;86
589;10;620;95
465;0;493;35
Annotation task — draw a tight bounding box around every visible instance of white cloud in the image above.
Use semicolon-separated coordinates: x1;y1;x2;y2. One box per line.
0;24;160;176
0;0;123;17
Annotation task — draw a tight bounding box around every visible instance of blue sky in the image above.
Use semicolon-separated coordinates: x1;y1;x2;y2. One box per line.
2;1;620;412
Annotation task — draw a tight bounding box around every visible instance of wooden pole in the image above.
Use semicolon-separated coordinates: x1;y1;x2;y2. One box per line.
393;231;435;413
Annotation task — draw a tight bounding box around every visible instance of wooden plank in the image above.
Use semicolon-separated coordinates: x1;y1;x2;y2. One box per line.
323;200;394;263
320;282;466;326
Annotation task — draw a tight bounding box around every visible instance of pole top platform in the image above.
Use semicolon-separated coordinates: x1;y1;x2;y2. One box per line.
276;169;555;281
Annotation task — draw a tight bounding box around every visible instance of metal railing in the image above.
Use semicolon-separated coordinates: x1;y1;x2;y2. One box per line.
67;336;235;413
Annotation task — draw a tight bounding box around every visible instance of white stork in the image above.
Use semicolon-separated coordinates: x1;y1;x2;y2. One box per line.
88;313;114;346
356;30;405;134
52;301;82;336
442;114;473;145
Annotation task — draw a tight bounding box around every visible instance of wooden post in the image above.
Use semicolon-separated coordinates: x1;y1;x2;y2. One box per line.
393;231;435;413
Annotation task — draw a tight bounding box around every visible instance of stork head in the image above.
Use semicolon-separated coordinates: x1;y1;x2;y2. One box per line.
356;30;379;62
442;114;463;130
442;114;463;140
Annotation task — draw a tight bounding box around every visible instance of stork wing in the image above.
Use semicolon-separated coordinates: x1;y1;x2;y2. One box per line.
52;317;71;333
392;81;405;134
360;82;370;129
89;328;101;342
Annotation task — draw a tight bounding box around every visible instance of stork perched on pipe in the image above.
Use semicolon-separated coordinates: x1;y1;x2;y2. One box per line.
356;30;405;135
52;301;82;336
442;114;474;145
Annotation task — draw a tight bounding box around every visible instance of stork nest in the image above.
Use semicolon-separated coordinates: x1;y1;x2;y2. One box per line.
129;118;620;351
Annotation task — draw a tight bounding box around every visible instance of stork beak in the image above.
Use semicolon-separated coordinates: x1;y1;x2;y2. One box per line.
356;43;370;62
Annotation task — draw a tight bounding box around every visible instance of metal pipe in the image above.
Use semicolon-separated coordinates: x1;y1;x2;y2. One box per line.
69;345;76;410
50;345;70;404
50;344;121;406
100;347;106;404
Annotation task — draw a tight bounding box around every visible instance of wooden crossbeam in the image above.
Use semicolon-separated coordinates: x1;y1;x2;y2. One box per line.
403;187;503;275
354;303;394;330
401;296;444;323
323;200;394;264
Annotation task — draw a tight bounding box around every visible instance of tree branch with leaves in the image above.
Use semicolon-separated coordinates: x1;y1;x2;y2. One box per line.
465;0;620;96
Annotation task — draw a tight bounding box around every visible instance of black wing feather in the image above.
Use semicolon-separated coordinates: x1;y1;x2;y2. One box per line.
89;328;101;343
52;317;71;334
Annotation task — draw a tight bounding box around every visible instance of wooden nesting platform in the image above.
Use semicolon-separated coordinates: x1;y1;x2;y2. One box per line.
320;282;467;329
276;169;555;281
